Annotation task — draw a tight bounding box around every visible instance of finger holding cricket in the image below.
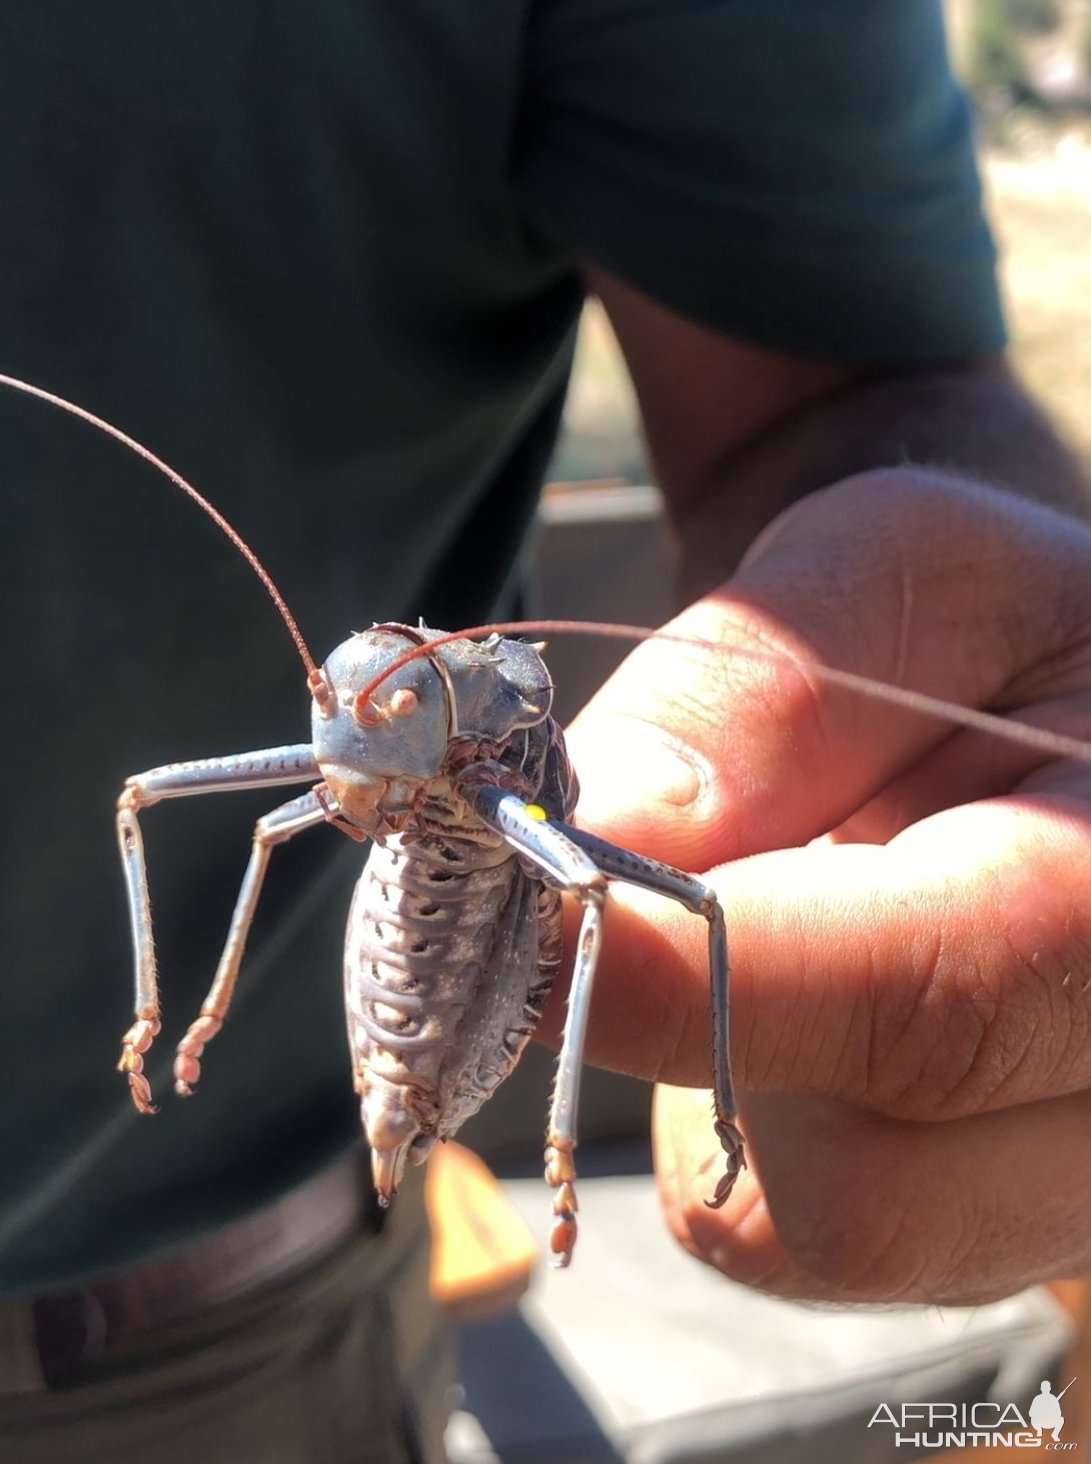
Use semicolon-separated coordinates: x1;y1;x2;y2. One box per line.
556;467;1091;1303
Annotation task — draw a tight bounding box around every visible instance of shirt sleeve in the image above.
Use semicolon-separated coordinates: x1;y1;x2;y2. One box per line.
516;0;1005;363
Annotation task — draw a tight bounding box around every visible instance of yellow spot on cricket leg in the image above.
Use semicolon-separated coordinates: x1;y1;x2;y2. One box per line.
526;804;547;821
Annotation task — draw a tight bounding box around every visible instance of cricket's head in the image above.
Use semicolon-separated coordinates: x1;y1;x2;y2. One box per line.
310;623;554;832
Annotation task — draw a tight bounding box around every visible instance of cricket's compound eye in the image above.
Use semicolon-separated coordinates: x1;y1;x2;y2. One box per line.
388;689;419;717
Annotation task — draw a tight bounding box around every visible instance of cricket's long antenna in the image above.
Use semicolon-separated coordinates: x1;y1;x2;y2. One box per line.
0;373;318;677
357;619;1091;769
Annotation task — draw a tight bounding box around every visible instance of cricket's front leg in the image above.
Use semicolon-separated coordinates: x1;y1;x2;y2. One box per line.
115;745;320;1112
172;789;330;1098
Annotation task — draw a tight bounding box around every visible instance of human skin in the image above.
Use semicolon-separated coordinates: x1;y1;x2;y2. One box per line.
543;268;1091;1306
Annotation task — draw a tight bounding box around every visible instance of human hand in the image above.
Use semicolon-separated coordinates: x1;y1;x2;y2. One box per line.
553;467;1091;1305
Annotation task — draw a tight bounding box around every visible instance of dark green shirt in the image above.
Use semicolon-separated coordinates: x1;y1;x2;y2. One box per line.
0;0;1002;1289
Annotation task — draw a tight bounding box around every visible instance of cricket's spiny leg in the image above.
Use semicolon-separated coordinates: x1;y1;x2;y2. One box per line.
116;799;163;1114
542;883;606;1266
173;790;328;1096
556;823;745;1211
115;746;319;1111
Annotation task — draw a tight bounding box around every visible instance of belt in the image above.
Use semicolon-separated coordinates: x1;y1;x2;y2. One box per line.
2;1149;381;1392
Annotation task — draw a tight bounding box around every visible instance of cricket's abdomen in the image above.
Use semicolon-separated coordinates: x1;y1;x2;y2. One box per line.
344;832;561;1194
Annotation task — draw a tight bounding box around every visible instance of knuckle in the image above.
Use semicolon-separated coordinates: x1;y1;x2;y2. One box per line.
855;860;1091;1122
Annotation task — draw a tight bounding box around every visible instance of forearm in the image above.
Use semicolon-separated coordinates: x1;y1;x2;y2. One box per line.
668;359;1091;600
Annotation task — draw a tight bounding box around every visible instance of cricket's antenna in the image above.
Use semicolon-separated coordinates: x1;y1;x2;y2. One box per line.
0;373;318;677
356;620;1091;770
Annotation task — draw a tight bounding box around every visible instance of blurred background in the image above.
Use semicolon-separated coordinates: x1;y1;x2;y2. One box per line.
549;0;1091;491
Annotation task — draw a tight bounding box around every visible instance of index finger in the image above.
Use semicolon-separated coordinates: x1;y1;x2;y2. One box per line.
546;784;1091;1116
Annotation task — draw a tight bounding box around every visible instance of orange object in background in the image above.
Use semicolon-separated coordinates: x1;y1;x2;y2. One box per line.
425;1143;538;1322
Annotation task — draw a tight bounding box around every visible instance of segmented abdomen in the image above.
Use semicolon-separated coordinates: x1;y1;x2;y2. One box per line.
345;832;561;1175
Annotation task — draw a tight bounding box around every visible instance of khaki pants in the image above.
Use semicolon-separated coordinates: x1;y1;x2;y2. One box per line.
0;1178;452;1464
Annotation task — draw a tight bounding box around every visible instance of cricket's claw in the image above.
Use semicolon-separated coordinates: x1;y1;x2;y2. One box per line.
705;1118;746;1210
118;1015;161;1113
545;1139;579;1267
120;1060;157;1113
173;1012;223;1096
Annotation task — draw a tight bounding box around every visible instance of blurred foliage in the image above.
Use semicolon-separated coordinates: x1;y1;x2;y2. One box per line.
968;0;1034;98
1000;0;1061;34
962;0;1090;110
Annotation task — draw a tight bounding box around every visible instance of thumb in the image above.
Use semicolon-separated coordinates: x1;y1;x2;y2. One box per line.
564;468;1082;868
